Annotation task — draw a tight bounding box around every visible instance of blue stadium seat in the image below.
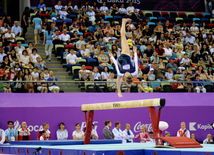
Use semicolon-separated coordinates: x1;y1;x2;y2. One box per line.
21;44;28;48
147;22;155;26
114;16;122;21
193;18;201;23
150;17;158;22
105;16;113;20
202;18;209;23
158;17;166;23
132;21;138;25
203;13;211;18
64;19;72;24
104;21;110;24
104;52;108;55
151;82;161;89
78;32;83;36
108;66;114;70
68;14;77;18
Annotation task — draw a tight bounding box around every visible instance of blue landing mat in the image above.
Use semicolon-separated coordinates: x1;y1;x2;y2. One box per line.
1;143;214;155
10;139;122;146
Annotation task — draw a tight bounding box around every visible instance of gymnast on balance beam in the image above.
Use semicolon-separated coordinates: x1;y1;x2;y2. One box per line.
108;18;138;98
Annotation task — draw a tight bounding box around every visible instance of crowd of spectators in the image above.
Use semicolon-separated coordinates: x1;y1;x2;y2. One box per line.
0;121;213;144
1;0;214;93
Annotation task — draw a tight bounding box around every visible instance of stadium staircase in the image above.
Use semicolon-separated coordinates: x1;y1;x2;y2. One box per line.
25;25;81;93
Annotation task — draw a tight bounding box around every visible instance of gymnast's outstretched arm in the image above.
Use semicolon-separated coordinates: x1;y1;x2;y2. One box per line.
131;46;138;77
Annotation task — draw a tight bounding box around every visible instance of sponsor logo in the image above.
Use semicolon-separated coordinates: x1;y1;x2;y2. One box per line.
189;122;213;131
134;121;153;132
14;120;44;132
113;103;121;108
81;121;98;131
122;64;130;70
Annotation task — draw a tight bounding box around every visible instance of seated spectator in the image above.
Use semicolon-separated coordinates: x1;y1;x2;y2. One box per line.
55;0;63;11
76;35;86;50
60;29;70;44
176;49;183;61
34;57;47;72
183;73;196;92
80;19;89;33
34;0;46;13
18;122;31;141
104;23;114;36
24;69;34;93
164;131;170;145
92;67;101;81
132;76;146;93
72;123;84;140
26;42;34;55
32;13;42;46
87;41;95;53
1;22;9;36
47;71;60;93
100;2;108;16
135;126;148;143
52;30;62;43
30;48;40;65
101;66;110;81
166;57;178;74
67;48;78;75
0;46;6;65
103;120;114;139
13;71;24;92
2;56;12;72
131;9;142;22
165;67;175;81
141;74;153;92
95;37;106;49
107;72;117;92
156;44;165;58
4;27;15;43
14;64;21;73
57;122;68;140
7;67;15;81
20;50;30;68
126;26;133;38
5;16;14;28
177;122;190;138
150;51;159;63
185;32;195;44
39;130;47;141
112;122;123;140
48;7;59;21
154;63;165;81
31;67;39;80
195;65;209;81
148;68;155;81
179;69;187;81
144;44;154;58
98;49;111;67
37;72;47;93
12;21;22;37
87;7;96;23
182;53;190;67
149;34;156;44
37;123;51;140
80;44;91;59
193;74;206;93
164;42;173;60
203;134;213;144
59;7;68;20
190;133;199;142
5;121;18;142
43;68;49;80
178;62;185;73
2;75;11;93
74;2;83;14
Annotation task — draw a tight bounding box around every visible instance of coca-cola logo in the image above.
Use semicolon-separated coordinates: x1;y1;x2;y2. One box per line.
133;121;153;132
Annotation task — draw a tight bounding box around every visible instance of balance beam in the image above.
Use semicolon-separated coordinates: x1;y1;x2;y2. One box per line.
81;98;165;111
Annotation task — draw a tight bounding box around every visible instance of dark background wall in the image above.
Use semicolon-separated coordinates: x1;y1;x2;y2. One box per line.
30;0;206;12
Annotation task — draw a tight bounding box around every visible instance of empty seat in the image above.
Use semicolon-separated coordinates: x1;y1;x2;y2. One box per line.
176;17;184;23
170;12;178;18
158;17;166;23
184;18;192;23
193;18;201;23
153;12;161;17
210;18;214;23
195;13;203;18
161;12;169;18
144;11;152;17
203;13;211;18
150;17;158;23
209;23;214;28
178;12;186;18
167;17;175;23
186;13;195;19
114;16;122;21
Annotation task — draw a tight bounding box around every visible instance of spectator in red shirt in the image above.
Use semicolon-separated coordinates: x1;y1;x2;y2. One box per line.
37;123;51;140
155;44;165;58
0;66;5;79
18;122;31;141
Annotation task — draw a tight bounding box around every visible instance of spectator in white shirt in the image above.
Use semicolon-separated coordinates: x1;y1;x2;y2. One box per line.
4;27;15;43
126;2;135;14
165;67;174;81
76;35;86;50
57;122;68;140
79;64;93;81
54;0;62;11
14;41;25;55
177;122;190;138
39;130;46;141
87;7;96;22
92;124;98;139
112;122;124;140
59;7;68;20
118;4;127;17
72;123;84;140
0;128;5;144
122;123;134;143
31;67;39;80
80;44;91;58
182;53;190;67
12;21;22;37
146;131;155;143
44;68;49;80
100;2;108;15
185;32;195;44
60;29;70;44
101;66;110;80
203;134;213;144
67;48;78;75
163;42;173;59
0;47;6;64
92;67;101;81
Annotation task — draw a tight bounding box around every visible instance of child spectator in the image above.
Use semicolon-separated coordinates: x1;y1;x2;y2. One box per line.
39;130;46;141
31;67;39;80
141;53;149;68
178;61;185;73
137;49;142;59
2;75;11;93
141;74;153;92
92;67;101;81
193;74;206;93
14;64;21;73
7;68;15;81
37;123;51;140
165;67;174;81
107;39;113;50
148;68;155;81
182;53;190;67
44;68;49;80
179;69;186;81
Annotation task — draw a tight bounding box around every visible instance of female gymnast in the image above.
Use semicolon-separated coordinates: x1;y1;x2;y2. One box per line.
108;18;138;97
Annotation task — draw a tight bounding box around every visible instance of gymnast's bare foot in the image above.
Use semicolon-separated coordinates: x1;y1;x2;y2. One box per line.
118;93;123;98
122;18;132;23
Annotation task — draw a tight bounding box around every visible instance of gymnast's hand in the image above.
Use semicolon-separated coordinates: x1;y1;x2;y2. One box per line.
133;46;137;53
108;51;113;57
